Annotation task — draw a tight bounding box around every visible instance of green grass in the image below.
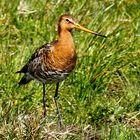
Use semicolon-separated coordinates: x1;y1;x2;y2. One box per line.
0;0;140;139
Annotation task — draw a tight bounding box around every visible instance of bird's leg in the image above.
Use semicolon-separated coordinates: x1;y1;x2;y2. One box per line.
43;83;47;117
54;82;63;128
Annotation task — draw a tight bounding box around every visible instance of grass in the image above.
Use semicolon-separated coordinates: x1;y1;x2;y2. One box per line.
0;0;140;139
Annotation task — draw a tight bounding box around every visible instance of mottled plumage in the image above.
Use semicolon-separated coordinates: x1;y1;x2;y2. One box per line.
17;14;106;128
17;40;76;84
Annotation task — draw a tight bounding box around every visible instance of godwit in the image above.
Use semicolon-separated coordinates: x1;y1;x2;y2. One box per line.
17;14;106;127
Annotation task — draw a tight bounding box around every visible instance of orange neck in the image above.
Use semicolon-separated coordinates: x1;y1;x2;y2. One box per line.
58;28;74;47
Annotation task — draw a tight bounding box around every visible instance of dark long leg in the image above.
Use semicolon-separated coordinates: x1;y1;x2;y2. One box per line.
43;83;47;117
54;82;63;128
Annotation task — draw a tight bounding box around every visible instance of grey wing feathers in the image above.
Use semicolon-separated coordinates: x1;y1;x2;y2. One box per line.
16;43;51;85
16;43;51;74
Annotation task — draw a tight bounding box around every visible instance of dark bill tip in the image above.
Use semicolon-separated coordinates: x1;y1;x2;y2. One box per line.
94;32;107;38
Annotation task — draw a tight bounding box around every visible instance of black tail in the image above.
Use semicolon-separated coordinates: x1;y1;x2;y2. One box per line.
16;64;31;85
19;75;32;85
16;71;22;74
17;74;32;85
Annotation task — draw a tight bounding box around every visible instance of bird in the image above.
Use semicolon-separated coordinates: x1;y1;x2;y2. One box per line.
16;14;106;128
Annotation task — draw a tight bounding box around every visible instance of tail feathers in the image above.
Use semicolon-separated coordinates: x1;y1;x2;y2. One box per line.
16;71;22;74
18;75;32;85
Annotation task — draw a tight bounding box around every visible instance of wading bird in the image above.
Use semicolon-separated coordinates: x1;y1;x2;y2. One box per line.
17;14;106;127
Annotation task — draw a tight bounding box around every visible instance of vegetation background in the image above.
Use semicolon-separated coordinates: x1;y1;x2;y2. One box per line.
0;0;140;139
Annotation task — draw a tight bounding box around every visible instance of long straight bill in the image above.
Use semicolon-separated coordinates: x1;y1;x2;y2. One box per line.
75;23;106;38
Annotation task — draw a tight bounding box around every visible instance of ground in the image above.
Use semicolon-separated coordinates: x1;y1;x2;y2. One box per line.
0;0;140;139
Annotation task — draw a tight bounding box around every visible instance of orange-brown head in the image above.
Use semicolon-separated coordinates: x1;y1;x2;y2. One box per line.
58;14;75;33
58;14;106;37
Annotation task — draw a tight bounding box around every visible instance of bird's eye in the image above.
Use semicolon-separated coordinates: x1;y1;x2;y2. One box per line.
65;18;71;23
